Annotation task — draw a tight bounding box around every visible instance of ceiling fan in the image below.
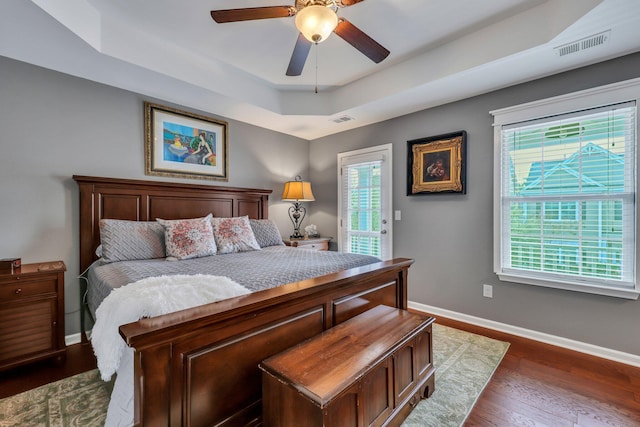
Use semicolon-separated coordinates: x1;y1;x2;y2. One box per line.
210;0;390;76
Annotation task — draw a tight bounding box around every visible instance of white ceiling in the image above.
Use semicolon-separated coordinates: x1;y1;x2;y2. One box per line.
2;0;640;140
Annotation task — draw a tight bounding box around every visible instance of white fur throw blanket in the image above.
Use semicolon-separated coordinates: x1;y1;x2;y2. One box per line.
91;274;250;381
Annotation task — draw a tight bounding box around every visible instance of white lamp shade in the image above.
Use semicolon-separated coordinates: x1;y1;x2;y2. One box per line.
295;5;338;43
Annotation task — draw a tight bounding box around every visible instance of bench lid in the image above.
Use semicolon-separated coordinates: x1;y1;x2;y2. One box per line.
259;305;433;405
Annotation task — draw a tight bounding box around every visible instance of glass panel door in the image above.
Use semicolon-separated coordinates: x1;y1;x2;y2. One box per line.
338;144;393;260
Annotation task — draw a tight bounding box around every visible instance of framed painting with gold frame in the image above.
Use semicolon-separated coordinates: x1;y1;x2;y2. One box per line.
407;131;466;195
144;102;229;181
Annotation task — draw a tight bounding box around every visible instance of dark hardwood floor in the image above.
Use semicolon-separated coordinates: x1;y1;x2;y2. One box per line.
1;318;639;426
0;343;96;399
429;315;640;427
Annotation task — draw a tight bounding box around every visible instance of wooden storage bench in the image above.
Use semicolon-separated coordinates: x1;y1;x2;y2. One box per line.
259;305;435;427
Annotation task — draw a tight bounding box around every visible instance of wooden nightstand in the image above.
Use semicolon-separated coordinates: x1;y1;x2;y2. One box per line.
284;237;332;251
0;261;66;371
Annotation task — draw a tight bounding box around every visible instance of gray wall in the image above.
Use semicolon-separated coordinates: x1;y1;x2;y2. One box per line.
0;56;309;337
309;52;640;356
3;51;640;355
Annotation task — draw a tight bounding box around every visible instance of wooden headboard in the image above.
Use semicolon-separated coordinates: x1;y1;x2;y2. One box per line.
73;176;272;272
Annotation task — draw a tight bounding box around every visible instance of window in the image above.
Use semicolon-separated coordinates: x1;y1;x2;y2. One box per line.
492;78;640;299
543;201;578;221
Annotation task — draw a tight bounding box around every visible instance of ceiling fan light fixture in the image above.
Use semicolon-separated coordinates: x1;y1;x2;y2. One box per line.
295;4;338;43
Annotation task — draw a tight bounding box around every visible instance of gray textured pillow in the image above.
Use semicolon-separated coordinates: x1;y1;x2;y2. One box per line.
249;219;284;248
99;219;166;263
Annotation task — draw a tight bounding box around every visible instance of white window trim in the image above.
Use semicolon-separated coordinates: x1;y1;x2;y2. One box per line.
491;77;640;300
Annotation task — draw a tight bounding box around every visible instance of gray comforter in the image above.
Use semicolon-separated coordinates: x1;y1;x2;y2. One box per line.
86;246;380;317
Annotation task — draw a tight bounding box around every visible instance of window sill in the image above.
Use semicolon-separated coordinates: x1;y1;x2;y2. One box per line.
497;272;639;300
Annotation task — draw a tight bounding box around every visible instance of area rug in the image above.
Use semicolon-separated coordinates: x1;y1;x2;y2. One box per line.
0;369;110;427
0;323;508;427
402;323;510;426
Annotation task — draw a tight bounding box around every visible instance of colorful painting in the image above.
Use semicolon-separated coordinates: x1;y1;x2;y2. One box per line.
145;102;228;181
407;131;466;195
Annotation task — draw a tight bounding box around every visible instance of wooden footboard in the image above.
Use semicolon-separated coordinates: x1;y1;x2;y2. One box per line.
119;258;413;427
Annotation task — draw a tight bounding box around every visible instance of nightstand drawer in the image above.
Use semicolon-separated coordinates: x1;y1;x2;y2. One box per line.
0;278;56;300
284;237;331;251
298;242;327;251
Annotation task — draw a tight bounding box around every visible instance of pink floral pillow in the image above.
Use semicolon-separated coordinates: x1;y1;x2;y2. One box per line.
211;216;261;254
157;214;217;260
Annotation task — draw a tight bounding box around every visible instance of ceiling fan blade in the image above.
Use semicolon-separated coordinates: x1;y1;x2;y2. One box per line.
334;18;390;63
211;6;296;23
286;33;312;76
337;0;366;7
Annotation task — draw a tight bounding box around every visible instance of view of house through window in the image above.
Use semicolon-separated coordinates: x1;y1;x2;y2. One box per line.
497;100;637;296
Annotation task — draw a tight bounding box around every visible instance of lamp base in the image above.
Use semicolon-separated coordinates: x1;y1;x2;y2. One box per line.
287;202;307;241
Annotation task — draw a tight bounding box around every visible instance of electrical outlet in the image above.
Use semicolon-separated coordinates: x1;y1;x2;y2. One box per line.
394;210;401;221
483;284;493;298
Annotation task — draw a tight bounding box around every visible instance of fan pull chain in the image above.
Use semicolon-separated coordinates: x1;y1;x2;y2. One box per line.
315;42;319;94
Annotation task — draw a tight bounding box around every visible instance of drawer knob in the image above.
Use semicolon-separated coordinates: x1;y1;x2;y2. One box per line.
15;288;22;294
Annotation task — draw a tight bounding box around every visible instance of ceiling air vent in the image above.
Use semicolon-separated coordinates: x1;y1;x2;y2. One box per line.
554;30;610;57
331;115;355;124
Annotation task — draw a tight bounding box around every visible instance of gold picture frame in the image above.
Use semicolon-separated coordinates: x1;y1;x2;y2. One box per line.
144;102;229;181
407;131;466;195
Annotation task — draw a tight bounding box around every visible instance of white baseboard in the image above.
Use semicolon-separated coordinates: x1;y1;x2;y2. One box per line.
409;301;640;368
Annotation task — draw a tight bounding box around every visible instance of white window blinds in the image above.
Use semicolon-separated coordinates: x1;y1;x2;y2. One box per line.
339;150;386;258
497;101;637;295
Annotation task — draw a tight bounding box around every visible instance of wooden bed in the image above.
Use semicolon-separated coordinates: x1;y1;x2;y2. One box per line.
74;175;417;427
